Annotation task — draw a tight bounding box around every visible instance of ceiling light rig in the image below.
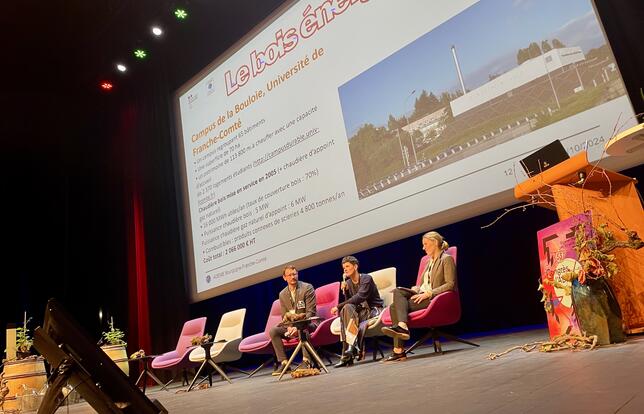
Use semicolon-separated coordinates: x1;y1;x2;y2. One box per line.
133;49;147;59
174;8;188;20
102;6;192;92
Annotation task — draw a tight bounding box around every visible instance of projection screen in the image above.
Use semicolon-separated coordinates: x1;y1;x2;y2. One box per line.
174;0;640;302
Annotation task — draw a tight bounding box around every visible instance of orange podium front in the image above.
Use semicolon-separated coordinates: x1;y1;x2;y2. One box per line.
515;151;644;333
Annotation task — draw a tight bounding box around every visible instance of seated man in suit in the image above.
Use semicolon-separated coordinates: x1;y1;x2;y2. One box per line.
381;231;457;362
268;265;318;375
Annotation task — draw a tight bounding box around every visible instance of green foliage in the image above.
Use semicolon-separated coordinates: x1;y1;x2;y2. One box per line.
16;317;33;356
412;129;424;143
411;90;441;122
585;44;611;61
533;85;606;130
349;123;404;188
541;40;552;53
517;48;529;65
102;320;126;346
552;38;566;48
516;41;543;65
527;42;542;58
516;38;565;65
387;114;403;131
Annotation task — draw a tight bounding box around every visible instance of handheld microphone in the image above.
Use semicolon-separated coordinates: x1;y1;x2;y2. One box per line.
341;273;349;299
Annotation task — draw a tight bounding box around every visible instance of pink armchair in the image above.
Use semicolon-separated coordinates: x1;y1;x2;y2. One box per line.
382;247;478;354
238;300;295;377
151;317;207;386
308;282;341;364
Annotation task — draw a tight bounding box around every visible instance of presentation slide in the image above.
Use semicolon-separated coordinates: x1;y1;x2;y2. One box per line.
175;0;639;301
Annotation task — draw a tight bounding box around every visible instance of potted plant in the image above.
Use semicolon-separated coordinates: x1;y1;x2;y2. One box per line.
15;317;34;360
1;316;47;412
102;318;126;346
101;318;129;375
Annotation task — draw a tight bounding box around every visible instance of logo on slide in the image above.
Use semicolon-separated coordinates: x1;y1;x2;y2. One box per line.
206;78;215;96
187;93;198;109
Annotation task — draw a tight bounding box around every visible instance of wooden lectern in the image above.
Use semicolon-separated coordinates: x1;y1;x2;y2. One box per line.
515;151;644;333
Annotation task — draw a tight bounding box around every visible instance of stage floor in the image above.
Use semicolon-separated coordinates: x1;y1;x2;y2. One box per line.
63;329;644;413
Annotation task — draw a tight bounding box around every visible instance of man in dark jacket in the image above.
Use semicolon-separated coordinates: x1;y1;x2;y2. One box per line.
331;256;383;367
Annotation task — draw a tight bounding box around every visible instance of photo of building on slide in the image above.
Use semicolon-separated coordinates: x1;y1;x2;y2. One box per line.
338;0;628;199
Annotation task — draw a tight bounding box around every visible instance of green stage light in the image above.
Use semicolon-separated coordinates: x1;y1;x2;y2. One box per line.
174;8;188;19
134;49;147;59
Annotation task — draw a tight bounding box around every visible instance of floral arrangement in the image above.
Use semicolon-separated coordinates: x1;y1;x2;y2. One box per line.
191;334;212;346
573;223;642;284
573;223;616;284
538;222;642;314
130;349;146;359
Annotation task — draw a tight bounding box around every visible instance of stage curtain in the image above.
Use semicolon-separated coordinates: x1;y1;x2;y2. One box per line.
127;187;152;355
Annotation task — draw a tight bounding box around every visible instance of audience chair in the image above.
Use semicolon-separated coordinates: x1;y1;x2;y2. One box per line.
330;268;396;360
188;308;246;385
151;317;207;387
381;247;479;354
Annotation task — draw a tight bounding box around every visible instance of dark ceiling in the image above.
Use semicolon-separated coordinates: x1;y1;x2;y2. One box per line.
4;0;287;94
1;0;289;342
2;0;289;168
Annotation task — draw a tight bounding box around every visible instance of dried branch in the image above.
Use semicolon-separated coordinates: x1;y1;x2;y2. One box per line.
487;333;598;360
484;112;644;231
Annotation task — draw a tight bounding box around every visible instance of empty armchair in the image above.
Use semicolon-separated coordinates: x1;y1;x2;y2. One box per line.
188;308;246;384
238;300;285;377
308;282;341;362
151;317;207;387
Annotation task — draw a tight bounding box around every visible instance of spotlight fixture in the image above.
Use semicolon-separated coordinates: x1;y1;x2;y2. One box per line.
151;26;163;36
116;63;127;72
100;81;114;91
174;8;188;19
133;49;147;59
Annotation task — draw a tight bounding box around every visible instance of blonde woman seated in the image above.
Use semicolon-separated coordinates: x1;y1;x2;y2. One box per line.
381;231;456;362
